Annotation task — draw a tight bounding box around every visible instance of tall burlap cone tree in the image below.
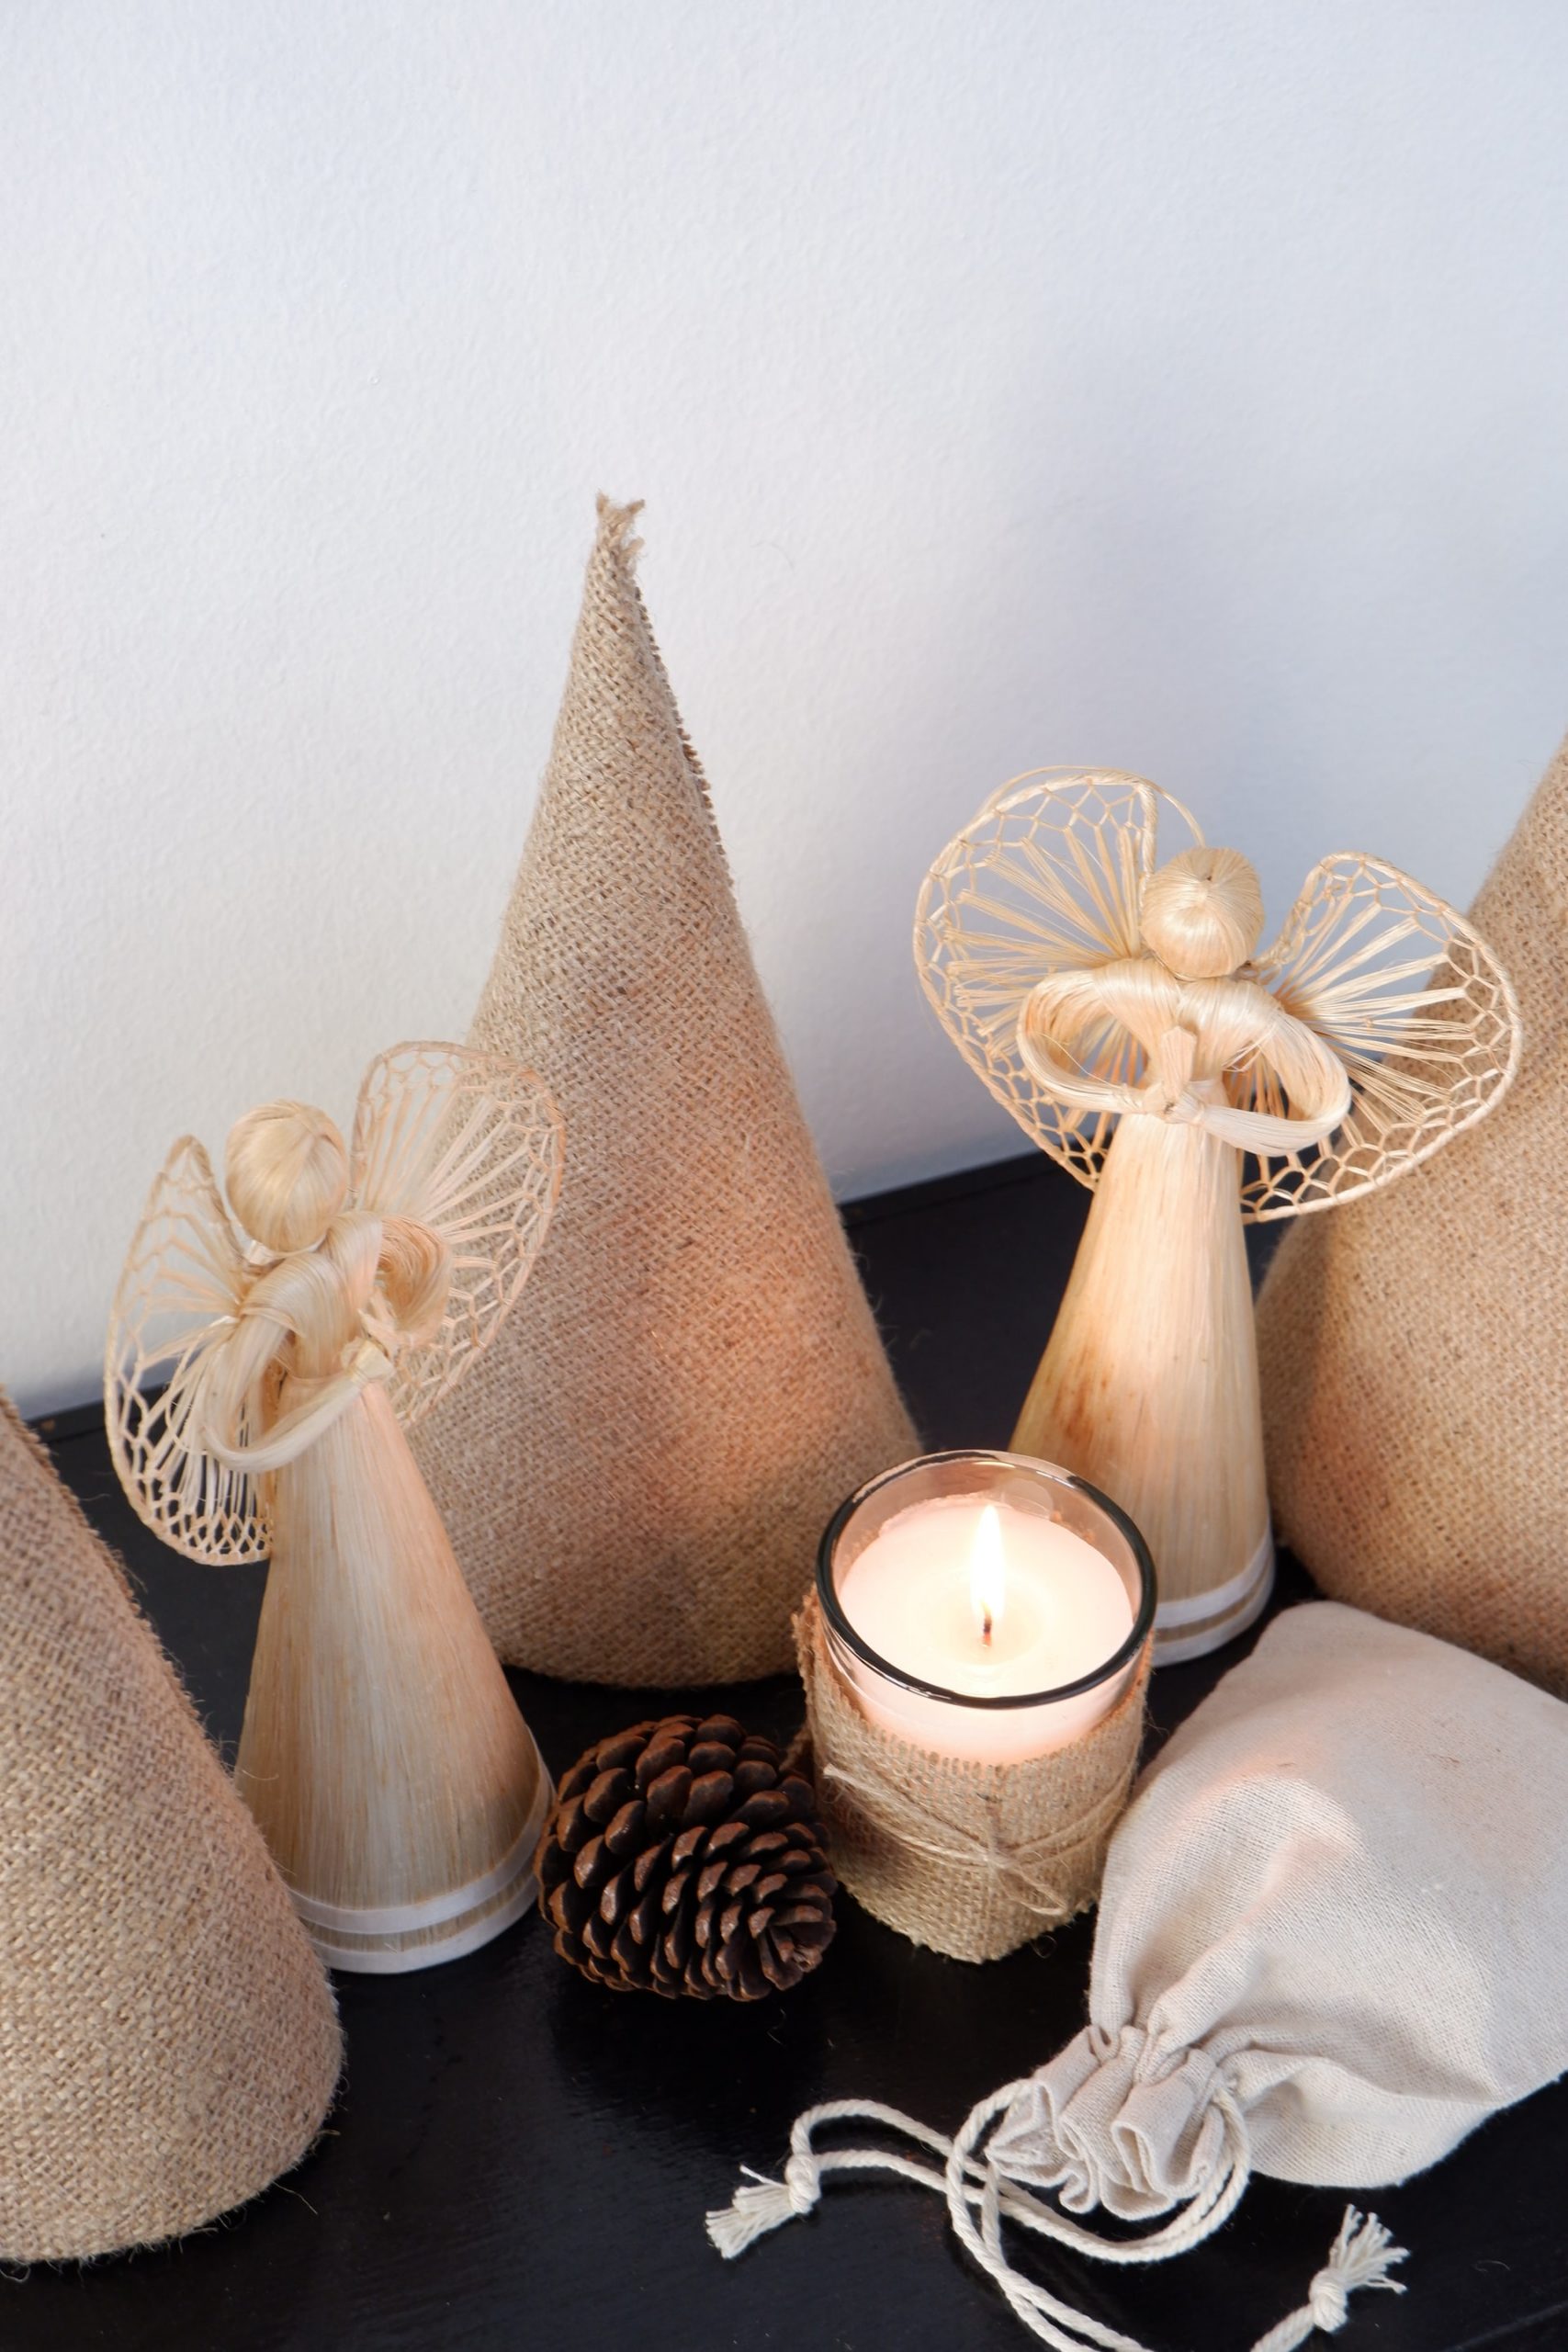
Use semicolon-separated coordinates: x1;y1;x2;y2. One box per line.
1257;734;1568;1690
412;498;915;1684
0;1397;342;2262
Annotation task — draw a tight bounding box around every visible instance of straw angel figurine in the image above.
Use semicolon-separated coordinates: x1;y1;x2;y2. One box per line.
917;771;1519;1661
106;1044;564;1971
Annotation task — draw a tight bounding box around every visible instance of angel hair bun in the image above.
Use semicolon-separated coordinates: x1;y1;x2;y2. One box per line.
1140;845;1265;979
225;1100;350;1253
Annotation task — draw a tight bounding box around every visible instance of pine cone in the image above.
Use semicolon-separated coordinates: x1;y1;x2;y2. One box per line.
536;1713;836;1999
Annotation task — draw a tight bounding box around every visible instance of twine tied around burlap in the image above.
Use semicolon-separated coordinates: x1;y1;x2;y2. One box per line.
818;1758;1136;1931
795;1590;1149;1963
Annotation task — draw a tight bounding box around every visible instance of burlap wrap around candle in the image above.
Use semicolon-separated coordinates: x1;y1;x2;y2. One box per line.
795;1590;1150;1962
0;1397;341;2262
412;496;915;1685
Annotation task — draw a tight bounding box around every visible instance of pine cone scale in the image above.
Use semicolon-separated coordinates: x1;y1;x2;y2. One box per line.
604;1798;646;1854
686;1771;734;1823
536;1713;835;1999
646;1765;693;1826
584;1766;635;1818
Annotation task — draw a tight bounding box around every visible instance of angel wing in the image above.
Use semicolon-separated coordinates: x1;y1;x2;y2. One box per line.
1235;854;1521;1220
104;1136;274;1565
914;769;1203;1190
350;1043;565;1429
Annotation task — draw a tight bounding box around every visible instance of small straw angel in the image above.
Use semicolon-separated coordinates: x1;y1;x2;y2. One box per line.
917;771;1520;1661
106;1044;564;1971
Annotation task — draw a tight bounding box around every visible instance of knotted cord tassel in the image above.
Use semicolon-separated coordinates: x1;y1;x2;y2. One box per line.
1249;2209;1408;2352
705;2157;821;2257
705;2098;970;2261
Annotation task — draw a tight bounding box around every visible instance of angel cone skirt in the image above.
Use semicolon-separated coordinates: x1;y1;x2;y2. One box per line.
1013;1097;1273;1661
1257;734;1568;1692
0;1397;341;2261
411;498;916;1685
237;1382;551;1971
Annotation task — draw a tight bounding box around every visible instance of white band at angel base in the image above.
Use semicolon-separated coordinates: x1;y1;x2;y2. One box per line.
1154;1530;1275;1664
289;1732;553;1973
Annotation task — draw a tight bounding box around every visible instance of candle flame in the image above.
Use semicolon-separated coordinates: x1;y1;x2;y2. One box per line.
969;1503;1006;1645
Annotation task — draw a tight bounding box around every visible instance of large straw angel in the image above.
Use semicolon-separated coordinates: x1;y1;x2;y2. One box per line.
107;1044;564;1971
917;772;1519;1661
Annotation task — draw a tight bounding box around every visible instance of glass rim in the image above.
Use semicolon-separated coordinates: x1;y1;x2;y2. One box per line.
815;1448;1156;1712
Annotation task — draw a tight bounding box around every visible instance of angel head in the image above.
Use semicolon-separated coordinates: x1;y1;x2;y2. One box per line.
106;1044;564;1565
1139;845;1264;979
225;1100;352;1254
916;768;1520;1221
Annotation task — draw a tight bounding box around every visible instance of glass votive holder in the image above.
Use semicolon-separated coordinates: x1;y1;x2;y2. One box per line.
797;1450;1156;1961
818;1449;1155;1765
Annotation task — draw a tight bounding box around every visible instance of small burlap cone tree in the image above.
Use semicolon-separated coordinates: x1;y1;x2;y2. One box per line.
0;1397;342;2262
412;497;915;1684
1258;735;1568;1690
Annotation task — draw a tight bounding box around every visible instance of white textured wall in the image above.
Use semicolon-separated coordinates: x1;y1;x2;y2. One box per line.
4;2;1566;1411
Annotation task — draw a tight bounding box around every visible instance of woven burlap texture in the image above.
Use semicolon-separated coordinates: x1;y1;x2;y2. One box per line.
795;1589;1149;1962
0;1397;342;2263
1256;732;1568;1690
412;497;916;1684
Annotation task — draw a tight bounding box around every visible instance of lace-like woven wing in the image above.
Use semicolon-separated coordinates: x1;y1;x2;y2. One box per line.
915;770;1203;1190
1238;854;1521;1220
104;1137;273;1564
351;1043;565;1430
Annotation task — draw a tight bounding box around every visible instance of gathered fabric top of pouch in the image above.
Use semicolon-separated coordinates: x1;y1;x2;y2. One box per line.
993;2025;1230;2222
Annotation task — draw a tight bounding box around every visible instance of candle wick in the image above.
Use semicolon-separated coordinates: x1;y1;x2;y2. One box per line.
981;1606;993;1645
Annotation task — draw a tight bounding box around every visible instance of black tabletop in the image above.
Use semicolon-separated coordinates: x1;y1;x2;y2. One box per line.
14;1152;1568;2352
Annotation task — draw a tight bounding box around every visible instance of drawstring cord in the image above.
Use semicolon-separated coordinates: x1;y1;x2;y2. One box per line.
705;2091;1406;2352
704;2098;976;2259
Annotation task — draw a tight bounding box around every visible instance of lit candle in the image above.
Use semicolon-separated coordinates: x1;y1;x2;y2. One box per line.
819;1453;1151;1767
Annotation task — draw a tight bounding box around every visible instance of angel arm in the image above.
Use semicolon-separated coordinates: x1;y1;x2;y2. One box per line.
196;1317;387;1475
1187;1051;1351;1154
1235;1001;1353;1142
1020;966;1353;1160
1178;984;1353;1155
1016;966;1179;1117
194;1229;399;1473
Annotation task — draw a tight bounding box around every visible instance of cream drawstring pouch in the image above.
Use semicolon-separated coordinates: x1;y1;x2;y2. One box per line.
709;1603;1568;2350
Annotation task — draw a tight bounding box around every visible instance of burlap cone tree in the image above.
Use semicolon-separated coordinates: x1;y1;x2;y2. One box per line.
1257;733;1568;1690
412;498;915;1684
0;1397;342;2262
